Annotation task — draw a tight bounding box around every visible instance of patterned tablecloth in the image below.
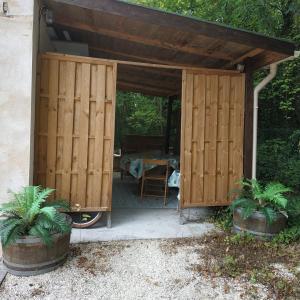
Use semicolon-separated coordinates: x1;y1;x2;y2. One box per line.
120;152;180;180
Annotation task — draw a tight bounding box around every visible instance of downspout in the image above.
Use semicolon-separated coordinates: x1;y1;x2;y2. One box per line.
252;51;300;179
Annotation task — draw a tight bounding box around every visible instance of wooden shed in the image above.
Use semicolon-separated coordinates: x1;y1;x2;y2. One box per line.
34;0;295;215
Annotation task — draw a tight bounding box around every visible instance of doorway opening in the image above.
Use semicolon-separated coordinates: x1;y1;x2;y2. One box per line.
112;63;182;217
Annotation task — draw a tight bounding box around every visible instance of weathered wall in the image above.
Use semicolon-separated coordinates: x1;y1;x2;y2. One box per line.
0;0;36;202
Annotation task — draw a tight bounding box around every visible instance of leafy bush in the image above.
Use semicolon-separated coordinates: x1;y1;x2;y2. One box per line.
257;130;300;192
0;186;71;247
230;178;291;224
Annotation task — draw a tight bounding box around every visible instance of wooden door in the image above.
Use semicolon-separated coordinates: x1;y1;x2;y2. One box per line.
34;53;117;212
180;69;245;207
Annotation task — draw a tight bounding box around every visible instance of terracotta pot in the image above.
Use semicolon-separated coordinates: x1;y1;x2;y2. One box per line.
2;214;72;276
233;207;287;239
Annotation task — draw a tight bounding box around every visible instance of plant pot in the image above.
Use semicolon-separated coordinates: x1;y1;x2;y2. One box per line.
233;207;287;239
2;214;72;276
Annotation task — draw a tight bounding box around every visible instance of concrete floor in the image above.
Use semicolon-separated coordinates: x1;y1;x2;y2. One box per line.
71;208;215;243
112;175;179;209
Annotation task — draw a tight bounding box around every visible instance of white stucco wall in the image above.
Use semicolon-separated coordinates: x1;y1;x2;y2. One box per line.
0;0;36;202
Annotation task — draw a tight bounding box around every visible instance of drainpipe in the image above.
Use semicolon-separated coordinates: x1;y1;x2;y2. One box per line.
252;51;300;179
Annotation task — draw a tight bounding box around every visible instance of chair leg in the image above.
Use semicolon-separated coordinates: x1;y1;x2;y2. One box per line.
164;180;168;206
141;177;145;200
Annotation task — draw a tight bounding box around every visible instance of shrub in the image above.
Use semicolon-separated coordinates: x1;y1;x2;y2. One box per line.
0;186;71;247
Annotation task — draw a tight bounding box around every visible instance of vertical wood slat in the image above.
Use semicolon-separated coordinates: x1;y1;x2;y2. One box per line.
181;70;244;207
204;75;218;202
179;70;187;207
216;76;230;202
93;65;106;208
61;62;76;200
77;63;91;207
183;72;193;206
46;59;59;192
107;63;117;210
196;74;206;203
232;75;245;186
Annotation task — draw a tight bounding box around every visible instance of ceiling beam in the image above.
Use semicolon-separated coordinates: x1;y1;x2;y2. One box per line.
44;0;295;56
118;64;182;79
90;46;211;69
117;73;179;91
223;48;265;69
117;80;178;97
246;51;288;72
52;16;234;62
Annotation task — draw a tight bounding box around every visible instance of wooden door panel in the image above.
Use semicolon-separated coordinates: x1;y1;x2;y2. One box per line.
180;70;245;207
34;53;117;211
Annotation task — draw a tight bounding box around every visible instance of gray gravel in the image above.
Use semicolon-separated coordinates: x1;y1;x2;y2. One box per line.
0;239;268;300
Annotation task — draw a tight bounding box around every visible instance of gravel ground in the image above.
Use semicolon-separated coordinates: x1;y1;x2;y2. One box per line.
0;239;268;300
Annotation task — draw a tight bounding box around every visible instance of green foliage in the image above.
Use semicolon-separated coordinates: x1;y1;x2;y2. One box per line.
210;208;232;231
257;130;300;192
115;92;167;148
0;186;71;248
230;178;292;224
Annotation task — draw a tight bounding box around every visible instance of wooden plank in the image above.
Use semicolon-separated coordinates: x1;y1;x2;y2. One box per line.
216;76;230;202
46;59;59;192
182;71;194;206
191;74;199;204
179;70;187;207
204;75;218;202
77;63;91;208
101;64;117;210
42;52;240;74
195;74;206;203
61;61;76;200
233;75;245;183
93;64;106;209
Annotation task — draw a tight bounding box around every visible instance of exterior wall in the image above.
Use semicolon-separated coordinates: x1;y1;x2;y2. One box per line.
0;0;37;203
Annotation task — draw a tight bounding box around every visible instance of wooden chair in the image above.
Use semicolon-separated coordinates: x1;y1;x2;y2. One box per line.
140;159;169;206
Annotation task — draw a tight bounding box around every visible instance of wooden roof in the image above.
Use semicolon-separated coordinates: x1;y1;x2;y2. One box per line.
42;0;295;97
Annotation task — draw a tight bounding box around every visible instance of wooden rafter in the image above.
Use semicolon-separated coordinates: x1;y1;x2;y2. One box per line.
223;48;265;69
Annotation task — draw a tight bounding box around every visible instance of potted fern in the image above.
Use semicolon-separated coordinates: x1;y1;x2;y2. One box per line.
230;179;291;239
0;186;72;276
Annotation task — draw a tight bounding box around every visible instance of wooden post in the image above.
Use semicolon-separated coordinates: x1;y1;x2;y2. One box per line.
165;96;175;153
243;70;254;178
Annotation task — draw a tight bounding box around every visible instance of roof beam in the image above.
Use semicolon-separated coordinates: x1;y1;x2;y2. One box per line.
117;73;179;91
118;79;177;94
118;64;182;79
246;51;288;72
52;16;234;62
45;0;295;56
117;81;177;97
223;48;265;69
90;46;210;69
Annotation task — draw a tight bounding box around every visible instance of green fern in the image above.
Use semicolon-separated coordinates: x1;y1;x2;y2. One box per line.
230;179;292;224
0;186;71;248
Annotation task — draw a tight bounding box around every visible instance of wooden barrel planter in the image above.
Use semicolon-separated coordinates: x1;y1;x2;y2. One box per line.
2;215;72;276
233;207;287;239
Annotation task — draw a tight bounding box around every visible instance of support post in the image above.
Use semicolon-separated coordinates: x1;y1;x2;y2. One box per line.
106;212;112;228
165;96;174;154
243;70;254;179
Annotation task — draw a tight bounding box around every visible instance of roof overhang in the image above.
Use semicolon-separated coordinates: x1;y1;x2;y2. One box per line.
41;0;296;97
